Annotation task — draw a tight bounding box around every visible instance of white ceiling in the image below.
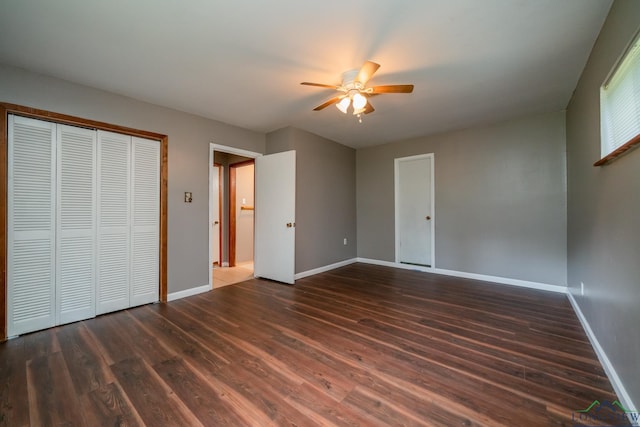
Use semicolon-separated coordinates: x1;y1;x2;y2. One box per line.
0;0;612;148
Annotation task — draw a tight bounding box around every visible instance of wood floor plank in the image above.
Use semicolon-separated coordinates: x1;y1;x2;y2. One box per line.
342;385;432;427
79;382;144;427
83;313;140;365
285;382;375;427
56;323;114;395
216;326;357;402
213;357;311;425
22;328;60;359
126;305;228;371
154;300;305;394
114;311;177;366
153;357;247;426
110;357;202;427
26;352;86;426
0;338;29;427
0;263;620;426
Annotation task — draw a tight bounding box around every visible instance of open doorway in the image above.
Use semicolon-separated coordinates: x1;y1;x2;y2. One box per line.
209;144;260;289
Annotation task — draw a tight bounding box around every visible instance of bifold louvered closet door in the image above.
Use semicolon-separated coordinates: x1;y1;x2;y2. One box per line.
57;123;97;325
7;115;56;335
7;115;160;336
96;130;131;314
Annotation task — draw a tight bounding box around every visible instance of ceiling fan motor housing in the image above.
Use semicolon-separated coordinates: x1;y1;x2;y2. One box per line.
341;69;363;91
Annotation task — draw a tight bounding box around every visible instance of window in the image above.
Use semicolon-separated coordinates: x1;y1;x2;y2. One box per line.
598;30;640;165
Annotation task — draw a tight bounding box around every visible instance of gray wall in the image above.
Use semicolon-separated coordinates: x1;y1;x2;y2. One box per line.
266;127;357;273
357;111;567;286
566;0;640;407
0;63;265;294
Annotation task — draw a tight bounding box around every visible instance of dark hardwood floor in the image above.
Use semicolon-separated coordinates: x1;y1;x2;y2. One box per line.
0;263;618;426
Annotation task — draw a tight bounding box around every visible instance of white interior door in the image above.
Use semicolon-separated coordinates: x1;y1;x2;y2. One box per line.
395;154;434;267
211;165;221;266
254;150;296;284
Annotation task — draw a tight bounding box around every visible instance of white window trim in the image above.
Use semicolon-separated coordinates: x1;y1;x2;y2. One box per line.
597;29;640;166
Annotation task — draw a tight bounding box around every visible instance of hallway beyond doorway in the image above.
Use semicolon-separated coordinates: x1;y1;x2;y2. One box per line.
212;262;253;288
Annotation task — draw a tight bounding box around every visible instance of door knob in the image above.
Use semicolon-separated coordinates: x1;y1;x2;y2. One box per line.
425;216;431;221
214;221;219;225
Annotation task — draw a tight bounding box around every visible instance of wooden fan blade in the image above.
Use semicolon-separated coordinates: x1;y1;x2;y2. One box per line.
370;84;414;94
364;102;375;114
301;82;339;89
356;61;380;84
313;96;342;111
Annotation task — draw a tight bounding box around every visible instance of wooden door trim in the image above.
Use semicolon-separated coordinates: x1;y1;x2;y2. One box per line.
0;102;169;341
230;159;254;168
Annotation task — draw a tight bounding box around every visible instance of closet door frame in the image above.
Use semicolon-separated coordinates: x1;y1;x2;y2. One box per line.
0;102;168;340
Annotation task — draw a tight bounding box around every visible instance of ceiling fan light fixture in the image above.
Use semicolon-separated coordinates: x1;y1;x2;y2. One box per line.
352;92;367;110
336;97;350;114
302;60;413;117
352;106;366;115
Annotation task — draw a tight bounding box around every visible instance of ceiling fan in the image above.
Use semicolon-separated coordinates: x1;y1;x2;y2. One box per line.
301;61;414;120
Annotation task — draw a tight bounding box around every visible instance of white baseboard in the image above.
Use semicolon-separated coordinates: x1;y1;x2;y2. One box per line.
222;262;229;267
167;284;210;301
295;258;357;280
357;257;414;270
567;292;637;415
355;258;567;294
433;267;567;294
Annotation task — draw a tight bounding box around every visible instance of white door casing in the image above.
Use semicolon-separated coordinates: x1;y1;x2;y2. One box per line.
211;164;221;266
395;153;435;267
254;150;296;284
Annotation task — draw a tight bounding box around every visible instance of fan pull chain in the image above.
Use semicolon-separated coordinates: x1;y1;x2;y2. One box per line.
357;113;363;124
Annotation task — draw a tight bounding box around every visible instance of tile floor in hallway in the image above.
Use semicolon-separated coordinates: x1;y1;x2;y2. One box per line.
212;261;254;288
